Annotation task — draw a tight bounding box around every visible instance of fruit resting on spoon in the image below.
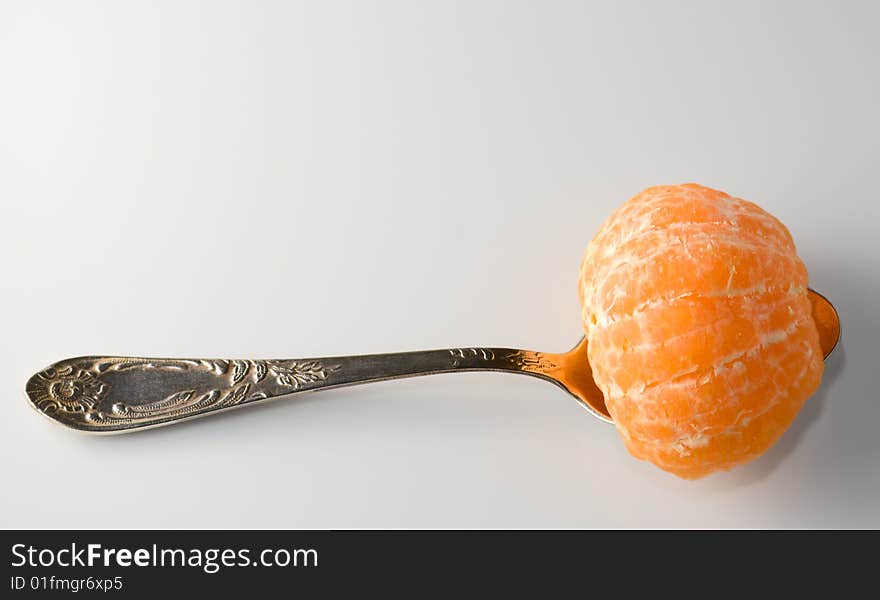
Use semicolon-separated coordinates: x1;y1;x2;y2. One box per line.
578;183;825;479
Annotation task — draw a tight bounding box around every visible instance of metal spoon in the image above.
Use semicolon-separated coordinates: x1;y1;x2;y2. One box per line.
24;289;840;434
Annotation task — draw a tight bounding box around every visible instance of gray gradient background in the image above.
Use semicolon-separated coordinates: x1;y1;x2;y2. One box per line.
1;0;877;528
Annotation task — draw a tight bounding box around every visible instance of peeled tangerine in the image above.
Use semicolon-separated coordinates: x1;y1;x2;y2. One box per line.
578;184;823;479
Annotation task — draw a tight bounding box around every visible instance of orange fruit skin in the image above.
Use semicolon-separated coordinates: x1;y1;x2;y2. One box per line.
578;184;824;479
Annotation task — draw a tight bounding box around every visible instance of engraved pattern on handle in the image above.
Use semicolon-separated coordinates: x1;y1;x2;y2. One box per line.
26;358;340;432
447;348;557;372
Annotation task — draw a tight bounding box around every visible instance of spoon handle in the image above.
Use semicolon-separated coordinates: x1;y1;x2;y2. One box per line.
25;347;560;434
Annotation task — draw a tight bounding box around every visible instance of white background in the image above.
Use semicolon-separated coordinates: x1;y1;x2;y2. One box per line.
1;1;877;528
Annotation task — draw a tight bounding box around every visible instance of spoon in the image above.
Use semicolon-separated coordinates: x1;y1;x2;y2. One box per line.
25;289;840;434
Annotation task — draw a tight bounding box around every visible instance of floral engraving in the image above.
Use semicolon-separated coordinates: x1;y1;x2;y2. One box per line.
26;366;107;414
267;360;336;388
